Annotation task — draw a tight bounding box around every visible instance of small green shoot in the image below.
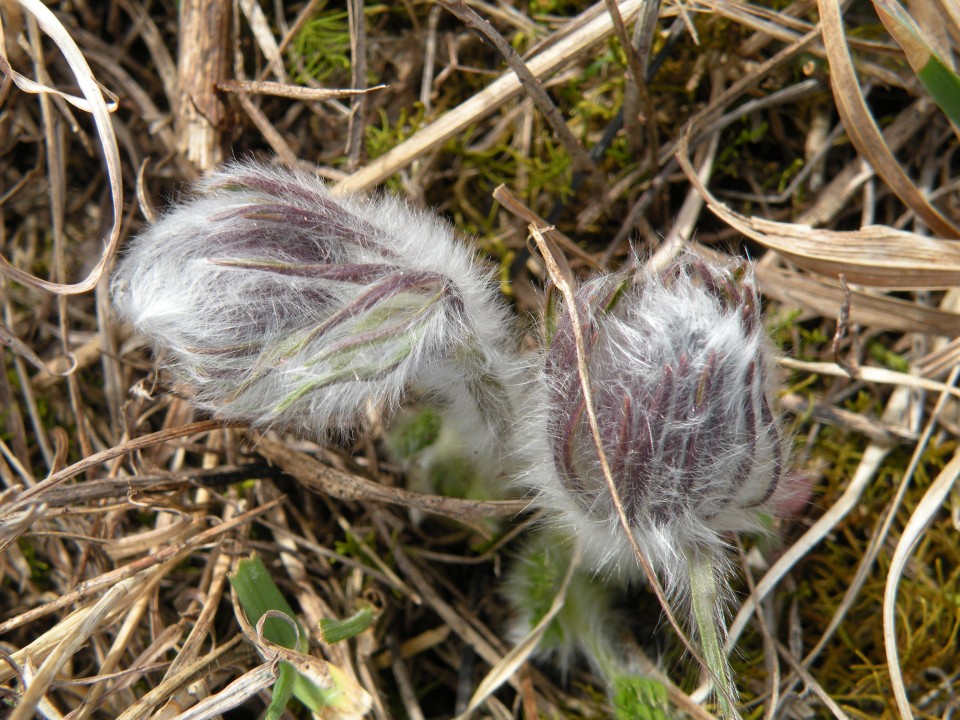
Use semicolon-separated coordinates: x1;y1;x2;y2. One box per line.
611;675;671;720
872;0;960;128
319;606;375;644
229;555;336;718
867;339;910;373
386;407;443;460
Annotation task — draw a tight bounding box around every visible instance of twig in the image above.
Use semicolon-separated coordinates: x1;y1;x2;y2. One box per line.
527;224;708;678
253;434;528;523
346;0;368;170
334;0;646;194
438;1;602;183
217;79;386;101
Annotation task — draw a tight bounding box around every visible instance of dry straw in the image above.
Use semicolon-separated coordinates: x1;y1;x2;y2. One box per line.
4;0;960;718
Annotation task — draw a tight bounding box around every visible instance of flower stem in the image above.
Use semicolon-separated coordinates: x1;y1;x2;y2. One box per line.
687;549;740;719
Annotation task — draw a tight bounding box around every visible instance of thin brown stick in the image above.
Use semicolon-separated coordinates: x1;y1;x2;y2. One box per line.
624;0;661;166
253;434;528;523
234;92;299;167
217;79;386;101
346;0;368;170
602;0;648;130
438;1;601;183
527;224;707;676
736;541;780;720
817;0;960;237
6;420;226;511
0;498;281;639
492;184;600;268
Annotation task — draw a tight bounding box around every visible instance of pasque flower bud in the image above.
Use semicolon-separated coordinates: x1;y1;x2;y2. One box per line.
112;161;520;441
522;255;799;717
531;256;792;595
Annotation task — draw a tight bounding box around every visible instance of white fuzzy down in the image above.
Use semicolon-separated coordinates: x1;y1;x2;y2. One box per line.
112;161;523;448
523;257;790;600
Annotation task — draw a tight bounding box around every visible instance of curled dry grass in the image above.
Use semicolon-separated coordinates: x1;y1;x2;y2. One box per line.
1;0;960;717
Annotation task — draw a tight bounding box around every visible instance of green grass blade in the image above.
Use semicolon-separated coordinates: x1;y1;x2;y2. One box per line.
263;664;297;720
914;54;960;128
230;555;304;650
319;606;375;644
229;555;337;714
873;0;960;127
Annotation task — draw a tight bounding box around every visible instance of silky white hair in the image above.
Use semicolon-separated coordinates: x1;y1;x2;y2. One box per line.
112;161;523;449
522;256;793;600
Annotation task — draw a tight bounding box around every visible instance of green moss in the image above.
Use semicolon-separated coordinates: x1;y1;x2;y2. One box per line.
288;4;351;83
867;339;910;373
17;538;51;584
611;675;671;720
772;417;960;718
288;2;388;84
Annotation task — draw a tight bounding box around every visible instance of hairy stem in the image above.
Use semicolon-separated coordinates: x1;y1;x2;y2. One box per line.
687;549;740;720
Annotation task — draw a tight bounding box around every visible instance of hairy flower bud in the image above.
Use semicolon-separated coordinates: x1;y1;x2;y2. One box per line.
530;256;792;593
112;161;520;441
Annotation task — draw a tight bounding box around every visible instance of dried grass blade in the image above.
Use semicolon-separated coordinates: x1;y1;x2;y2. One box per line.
0;320;59;373
6;420;225;513
166;663;280;720
457;548;582;718
726;387;912;650
915;335;960;377
0;23;118;111
872;0;960;128
773;640;854;720
114;636;247;720
0;500;282;642
218;79;386;101
115;0;177;104
817;0;960;237
237;0;285;79
797;98;934;227
936;0;960;33
779;393;917;445
779;358;960;400
755;264;960;336
883;447;960;718
791;362;960;707
18;659;65;720
377;524;532;698
677;130;960;289
492;184;600;268
333;0;645;194
0;0;123;294
9;576;139;720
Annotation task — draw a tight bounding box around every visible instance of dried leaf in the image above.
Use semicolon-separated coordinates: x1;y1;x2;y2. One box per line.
678;131;960;289
0;0;123;294
756;265;960;336
817;0;960;237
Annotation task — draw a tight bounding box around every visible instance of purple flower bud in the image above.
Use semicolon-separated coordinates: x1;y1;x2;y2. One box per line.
530;256;793;593
112;161;520;441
